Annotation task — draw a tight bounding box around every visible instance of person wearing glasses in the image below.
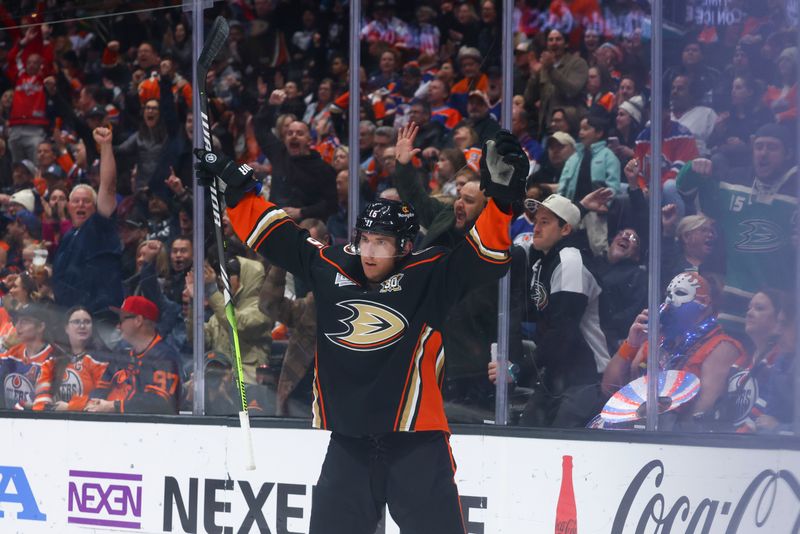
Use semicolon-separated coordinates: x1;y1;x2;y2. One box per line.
31;306;112;411
85;296;181;414
594;228;648;352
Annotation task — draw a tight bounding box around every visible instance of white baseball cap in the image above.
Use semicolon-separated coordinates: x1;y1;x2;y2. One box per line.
528;194;580;228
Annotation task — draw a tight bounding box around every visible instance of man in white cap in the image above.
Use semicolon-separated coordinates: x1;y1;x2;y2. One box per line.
511;194;610;428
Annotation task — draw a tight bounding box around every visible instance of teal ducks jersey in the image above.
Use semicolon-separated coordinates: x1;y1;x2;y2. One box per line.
679;163;798;332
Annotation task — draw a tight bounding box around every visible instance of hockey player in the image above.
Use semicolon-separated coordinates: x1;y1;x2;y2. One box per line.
194;125;528;534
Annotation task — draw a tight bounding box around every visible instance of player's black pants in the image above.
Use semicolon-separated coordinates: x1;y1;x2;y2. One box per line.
309;430;466;534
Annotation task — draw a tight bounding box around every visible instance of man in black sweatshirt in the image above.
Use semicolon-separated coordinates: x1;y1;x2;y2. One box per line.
253;89;337;222
521;194;610;428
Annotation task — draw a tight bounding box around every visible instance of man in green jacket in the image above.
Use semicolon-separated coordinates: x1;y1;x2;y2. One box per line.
186;255;273;384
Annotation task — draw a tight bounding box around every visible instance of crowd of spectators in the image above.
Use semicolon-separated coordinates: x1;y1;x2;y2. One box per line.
0;0;795;434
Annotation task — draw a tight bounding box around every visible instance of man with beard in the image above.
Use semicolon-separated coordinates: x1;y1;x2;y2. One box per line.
461;90;501;146
677;123;798;334
393;124;507;418
163;237;192;305
388;62;423;128
254;90;337;223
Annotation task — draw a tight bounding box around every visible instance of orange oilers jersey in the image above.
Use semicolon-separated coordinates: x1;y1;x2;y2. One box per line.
0;342;53;409
32;352;111;411
227;192;512;436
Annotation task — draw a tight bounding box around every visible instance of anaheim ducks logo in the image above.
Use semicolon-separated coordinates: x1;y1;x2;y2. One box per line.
325;300;408;351
531;280;549;310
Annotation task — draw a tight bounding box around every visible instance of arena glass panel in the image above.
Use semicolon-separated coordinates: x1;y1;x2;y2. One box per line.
502;0;656;431
646;0;799;437
502;0;799;438
0;1;199;417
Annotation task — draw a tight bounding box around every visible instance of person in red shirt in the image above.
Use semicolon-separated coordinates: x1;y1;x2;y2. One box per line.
6;24;54;161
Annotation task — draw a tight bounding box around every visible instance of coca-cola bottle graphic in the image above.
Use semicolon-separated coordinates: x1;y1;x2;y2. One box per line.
554;455;577;534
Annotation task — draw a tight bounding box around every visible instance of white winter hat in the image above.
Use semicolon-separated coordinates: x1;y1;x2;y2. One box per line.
10;189;35;213
619;95;644;125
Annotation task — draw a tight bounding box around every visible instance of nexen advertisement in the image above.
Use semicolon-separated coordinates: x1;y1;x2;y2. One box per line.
0;418;798;533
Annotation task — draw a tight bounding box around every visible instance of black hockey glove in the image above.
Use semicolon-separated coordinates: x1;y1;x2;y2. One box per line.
479;130;529;210
193;148;261;207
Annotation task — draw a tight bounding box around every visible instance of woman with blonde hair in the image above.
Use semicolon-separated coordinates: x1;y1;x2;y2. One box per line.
662;212;723;290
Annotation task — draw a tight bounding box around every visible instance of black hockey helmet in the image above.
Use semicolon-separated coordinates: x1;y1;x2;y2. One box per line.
353;199;419;253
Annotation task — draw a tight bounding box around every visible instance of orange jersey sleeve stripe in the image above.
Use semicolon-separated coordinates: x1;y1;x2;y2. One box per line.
411;329;449;432
312;351;328;429
320;249;360;284
227;194;283;249
402;253;445;270
468;199;511;255
394;326;430;431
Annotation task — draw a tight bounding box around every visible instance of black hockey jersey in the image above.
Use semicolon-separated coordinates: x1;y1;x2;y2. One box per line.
228;193;512;436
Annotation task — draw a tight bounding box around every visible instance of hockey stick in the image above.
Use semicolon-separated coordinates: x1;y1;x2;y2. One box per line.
197;15;255;470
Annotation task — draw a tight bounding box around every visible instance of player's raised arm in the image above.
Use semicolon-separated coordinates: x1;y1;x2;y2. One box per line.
440;130;528;282
193;148;321;279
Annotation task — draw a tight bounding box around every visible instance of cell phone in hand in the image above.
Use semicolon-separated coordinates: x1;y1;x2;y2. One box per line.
607;136;620;148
